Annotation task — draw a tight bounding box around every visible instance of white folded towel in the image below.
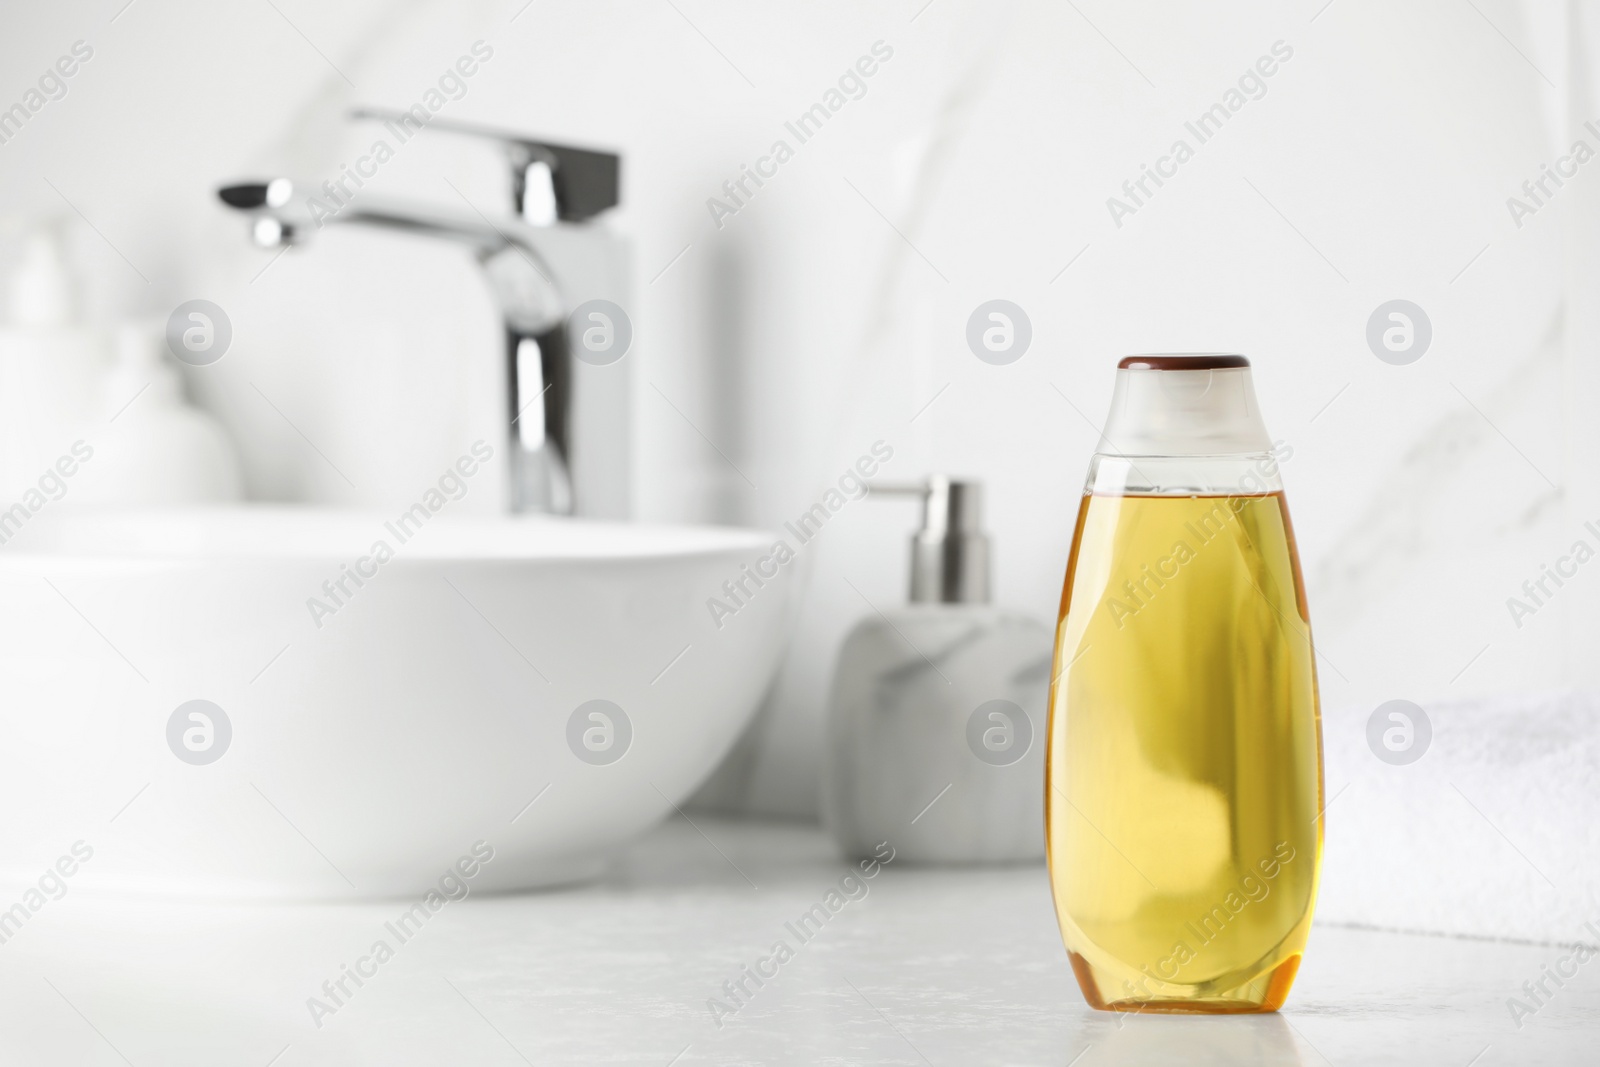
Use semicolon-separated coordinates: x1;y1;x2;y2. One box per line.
1317;689;1600;946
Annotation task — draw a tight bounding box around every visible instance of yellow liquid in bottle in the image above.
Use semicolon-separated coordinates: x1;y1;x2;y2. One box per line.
1046;491;1323;1013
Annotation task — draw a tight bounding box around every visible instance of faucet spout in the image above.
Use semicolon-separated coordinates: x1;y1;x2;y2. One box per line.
218;180;575;513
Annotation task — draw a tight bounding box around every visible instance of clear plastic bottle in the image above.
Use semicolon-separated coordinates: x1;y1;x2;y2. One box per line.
1046;355;1323;1013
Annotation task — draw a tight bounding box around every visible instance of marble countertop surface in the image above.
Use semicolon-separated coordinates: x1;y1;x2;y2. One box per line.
0;816;1592;1065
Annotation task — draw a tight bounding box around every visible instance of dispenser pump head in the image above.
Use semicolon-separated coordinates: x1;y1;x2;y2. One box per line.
868;476;990;604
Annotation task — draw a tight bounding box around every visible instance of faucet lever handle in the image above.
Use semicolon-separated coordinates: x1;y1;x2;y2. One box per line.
863;481;927;497
349;108;620;223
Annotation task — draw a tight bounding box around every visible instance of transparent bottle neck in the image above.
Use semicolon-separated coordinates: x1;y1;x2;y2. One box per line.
1084;452;1286;497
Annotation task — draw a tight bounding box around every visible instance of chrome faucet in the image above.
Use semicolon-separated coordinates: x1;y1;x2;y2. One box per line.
217;112;630;517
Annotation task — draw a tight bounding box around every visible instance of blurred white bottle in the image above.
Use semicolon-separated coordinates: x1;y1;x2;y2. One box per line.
71;322;243;505
0;219;106;497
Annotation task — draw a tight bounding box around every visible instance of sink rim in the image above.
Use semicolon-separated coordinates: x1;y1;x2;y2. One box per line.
0;504;778;564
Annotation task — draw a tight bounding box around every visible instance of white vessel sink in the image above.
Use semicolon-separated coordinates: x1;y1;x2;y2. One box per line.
0;507;794;898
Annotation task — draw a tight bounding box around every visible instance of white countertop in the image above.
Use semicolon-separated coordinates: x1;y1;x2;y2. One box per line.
0;816;1592;1065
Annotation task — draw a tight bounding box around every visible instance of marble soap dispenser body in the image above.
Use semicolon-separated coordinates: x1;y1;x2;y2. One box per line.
822;478;1052;864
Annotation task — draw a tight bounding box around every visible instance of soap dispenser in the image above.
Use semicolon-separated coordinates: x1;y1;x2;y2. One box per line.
822;476;1052;865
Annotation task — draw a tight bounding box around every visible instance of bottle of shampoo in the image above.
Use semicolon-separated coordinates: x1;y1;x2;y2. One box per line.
1046;355;1322;1013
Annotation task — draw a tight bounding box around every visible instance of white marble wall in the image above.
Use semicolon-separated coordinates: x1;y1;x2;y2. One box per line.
0;0;1583;825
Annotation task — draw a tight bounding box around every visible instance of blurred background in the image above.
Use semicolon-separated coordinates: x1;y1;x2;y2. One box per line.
0;0;1581;813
